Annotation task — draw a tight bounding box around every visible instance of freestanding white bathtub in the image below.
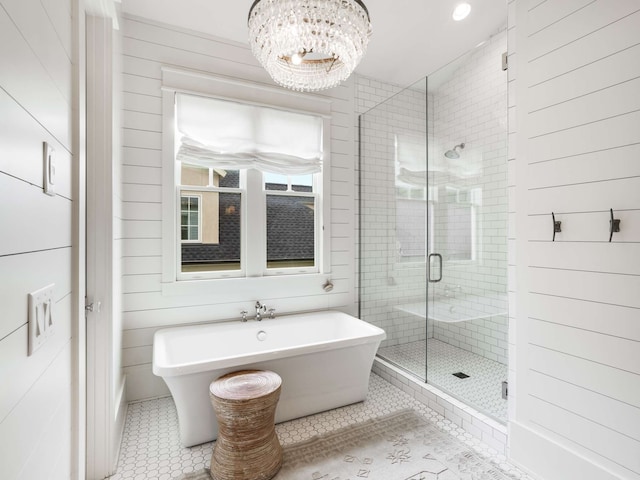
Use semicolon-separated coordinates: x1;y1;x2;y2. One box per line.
152;310;386;447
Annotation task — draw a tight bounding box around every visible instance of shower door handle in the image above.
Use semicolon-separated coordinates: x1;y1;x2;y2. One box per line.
428;253;443;283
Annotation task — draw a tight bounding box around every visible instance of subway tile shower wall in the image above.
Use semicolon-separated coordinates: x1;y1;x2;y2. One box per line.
431;30;508;365
356;28;508;364
357;75;431;349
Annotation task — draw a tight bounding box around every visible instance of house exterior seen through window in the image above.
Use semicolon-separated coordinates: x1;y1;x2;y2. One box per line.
264;173;315;269
180;194;201;243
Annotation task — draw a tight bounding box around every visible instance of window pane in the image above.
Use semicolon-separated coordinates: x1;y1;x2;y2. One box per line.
290;174;313;192
218;169;240;188
264;173;288;191
180;165;242;189
181;192;242;272
181;227;188;240
180;164;209;187
266;194;315;268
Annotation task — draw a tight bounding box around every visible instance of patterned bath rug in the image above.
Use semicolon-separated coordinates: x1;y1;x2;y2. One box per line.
176;409;518;480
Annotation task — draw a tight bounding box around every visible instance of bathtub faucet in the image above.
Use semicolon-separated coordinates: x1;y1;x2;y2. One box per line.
255;301;267;321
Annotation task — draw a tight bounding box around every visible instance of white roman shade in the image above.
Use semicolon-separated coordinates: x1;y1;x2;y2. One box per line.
176;93;323;175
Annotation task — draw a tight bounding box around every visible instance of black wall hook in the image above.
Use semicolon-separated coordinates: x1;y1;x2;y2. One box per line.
609;208;620;242
552;212;562;242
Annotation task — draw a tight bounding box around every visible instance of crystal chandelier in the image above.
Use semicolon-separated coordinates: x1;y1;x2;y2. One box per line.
248;0;372;92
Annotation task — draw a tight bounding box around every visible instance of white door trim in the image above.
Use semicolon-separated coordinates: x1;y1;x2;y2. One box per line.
85;12;125;479
71;1;87;479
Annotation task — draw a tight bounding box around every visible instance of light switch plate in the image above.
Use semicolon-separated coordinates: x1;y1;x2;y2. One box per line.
28;284;55;356
43;141;56;196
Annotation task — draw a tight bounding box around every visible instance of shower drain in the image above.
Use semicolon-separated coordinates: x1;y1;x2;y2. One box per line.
452;372;470;379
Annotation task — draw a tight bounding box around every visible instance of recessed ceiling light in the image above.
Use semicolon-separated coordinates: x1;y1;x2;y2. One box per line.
452;3;471;21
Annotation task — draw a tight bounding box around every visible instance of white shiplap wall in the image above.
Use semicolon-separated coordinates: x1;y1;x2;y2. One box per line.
0;0;74;478
510;1;640;479
120;15;356;401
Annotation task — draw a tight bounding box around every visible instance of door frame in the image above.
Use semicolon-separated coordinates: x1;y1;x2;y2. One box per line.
85;10;126;479
71;0;87;478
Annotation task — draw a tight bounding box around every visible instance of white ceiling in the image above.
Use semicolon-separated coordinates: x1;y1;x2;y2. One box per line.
121;0;506;87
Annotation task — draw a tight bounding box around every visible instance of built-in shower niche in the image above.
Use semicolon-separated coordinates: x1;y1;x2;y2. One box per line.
359;28;508;423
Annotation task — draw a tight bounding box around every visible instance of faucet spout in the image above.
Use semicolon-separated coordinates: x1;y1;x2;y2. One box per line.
255;301;266;321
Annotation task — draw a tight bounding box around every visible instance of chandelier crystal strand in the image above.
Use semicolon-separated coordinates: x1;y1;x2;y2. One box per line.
248;0;372;92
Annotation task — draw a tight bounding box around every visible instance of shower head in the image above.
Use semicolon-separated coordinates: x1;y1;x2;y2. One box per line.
444;143;465;159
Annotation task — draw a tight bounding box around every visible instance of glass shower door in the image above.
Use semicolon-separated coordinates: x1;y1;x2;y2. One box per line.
360;30;508;423
359;76;429;381
425;31;509;422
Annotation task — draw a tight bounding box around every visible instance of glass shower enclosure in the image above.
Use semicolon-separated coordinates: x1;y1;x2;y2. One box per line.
359;32;508;422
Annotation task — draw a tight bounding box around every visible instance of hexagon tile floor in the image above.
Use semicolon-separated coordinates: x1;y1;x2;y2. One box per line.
378;339;509;422
108;373;532;480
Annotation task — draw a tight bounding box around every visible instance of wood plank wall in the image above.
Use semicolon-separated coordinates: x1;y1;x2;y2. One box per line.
120;15;356;401
511;1;640;479
0;0;74;478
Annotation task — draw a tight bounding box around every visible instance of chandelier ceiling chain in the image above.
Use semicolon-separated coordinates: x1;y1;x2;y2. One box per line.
248;0;372;92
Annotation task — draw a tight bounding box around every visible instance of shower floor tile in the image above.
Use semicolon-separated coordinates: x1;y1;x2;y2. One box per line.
108;374;530;480
378;339;508;422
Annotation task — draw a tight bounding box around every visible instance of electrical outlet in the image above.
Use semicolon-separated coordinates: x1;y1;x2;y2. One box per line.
28;284;55;356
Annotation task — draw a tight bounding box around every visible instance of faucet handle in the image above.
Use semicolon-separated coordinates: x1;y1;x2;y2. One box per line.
240;310;248;322
268;308;276;319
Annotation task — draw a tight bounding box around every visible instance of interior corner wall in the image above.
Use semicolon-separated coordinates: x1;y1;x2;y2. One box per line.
119;15;357;402
0;0;75;478
510;1;640;479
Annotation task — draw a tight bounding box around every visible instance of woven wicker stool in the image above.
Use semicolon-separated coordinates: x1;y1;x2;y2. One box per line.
209;370;283;480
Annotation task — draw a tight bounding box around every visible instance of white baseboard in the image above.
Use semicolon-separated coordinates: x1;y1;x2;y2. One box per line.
112;375;128;472
509;421;630;480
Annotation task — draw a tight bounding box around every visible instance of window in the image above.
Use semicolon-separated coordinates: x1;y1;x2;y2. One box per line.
264;173;317;270
180;195;201;243
160;69;332;295
180;167;241;273
174;93;323;279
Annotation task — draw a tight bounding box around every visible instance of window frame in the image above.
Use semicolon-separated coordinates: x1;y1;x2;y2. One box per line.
160;68;332;297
